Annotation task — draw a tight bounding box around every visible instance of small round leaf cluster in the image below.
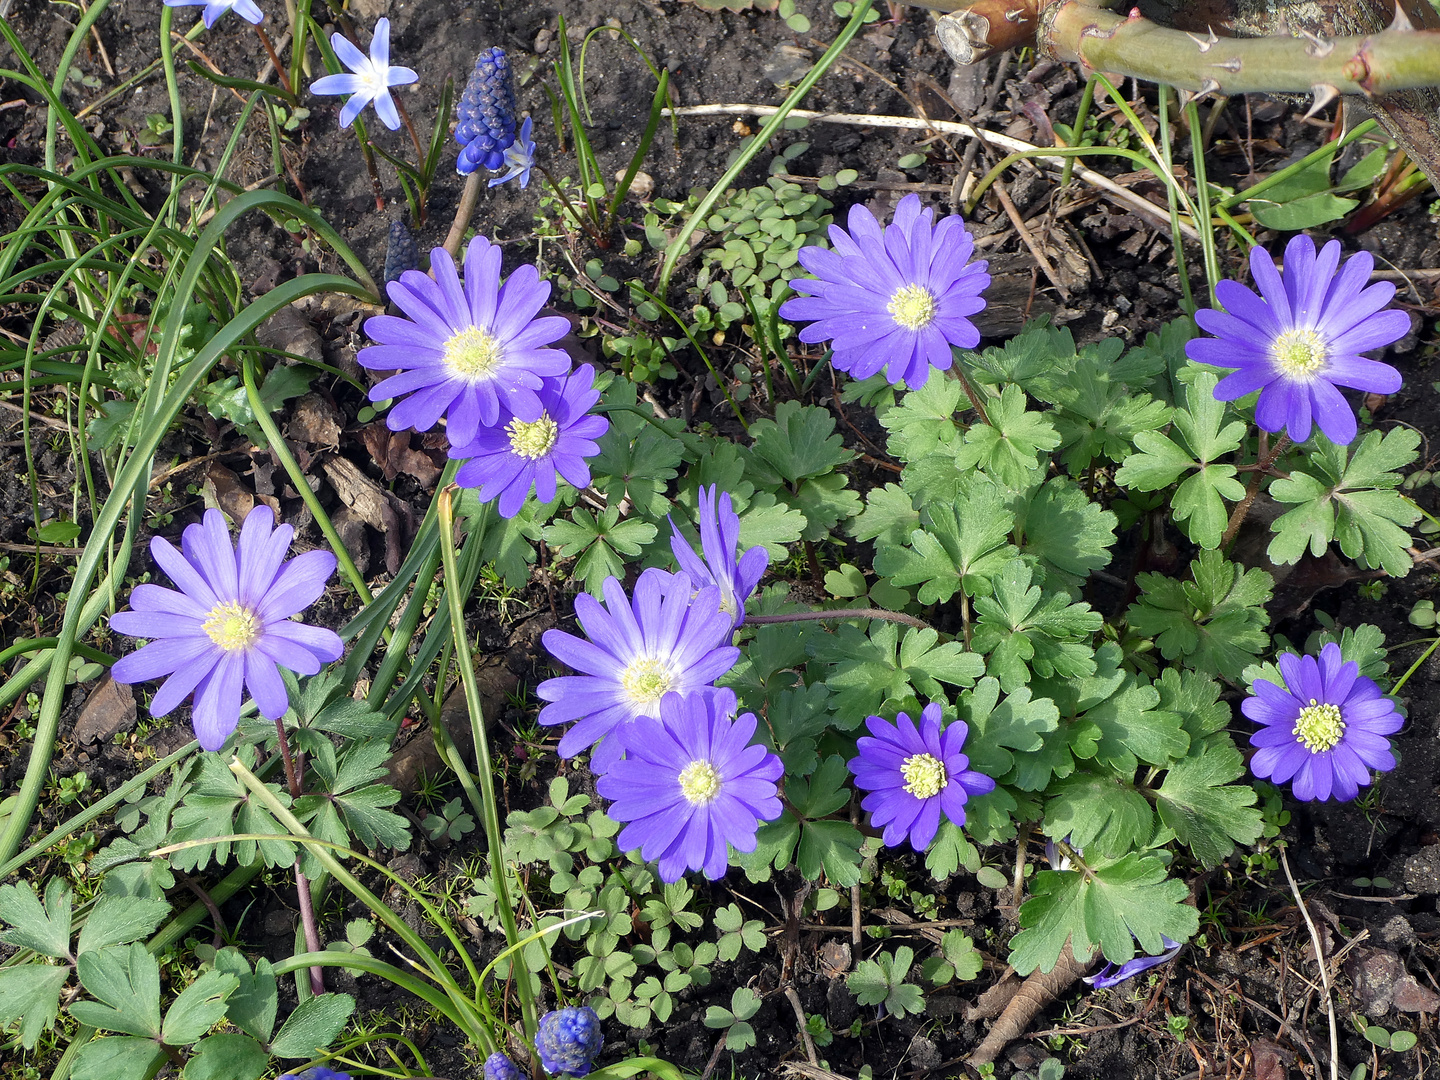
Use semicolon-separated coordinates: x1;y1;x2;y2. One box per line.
456;47;518;175
535;1006;604;1077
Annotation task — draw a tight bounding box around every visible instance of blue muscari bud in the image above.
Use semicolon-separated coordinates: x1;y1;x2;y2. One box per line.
383;219;419;285
484;1051;524;1080
455;47;517;176
535;1006;603;1077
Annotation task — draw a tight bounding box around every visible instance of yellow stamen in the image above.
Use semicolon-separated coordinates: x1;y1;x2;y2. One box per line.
621;657;673;710
202;600;261;652
507;413;559;460
678;760;722;805
900;752;947;799
1293;699;1345;753
443;325;504;381
1271;328;1328;379
887;284;938;331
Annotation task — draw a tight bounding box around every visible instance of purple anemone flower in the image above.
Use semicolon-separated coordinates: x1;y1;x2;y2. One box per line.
109;507;343;753
534;1006;603;1077
451;364;608;517
778;193;990;389
1188;235;1407;446
309;18;418;131
668;484;768;627
359;235;571;446
1243;641;1402;802
162;0;263;28
1085;936;1183;989
488;116;537;189
848;702;996;850
537;570;740;775
597;689;783;881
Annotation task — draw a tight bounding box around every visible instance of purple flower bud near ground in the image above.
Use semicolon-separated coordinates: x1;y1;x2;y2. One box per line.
1084;937;1183;989
456;47;518;175
383;219;419;286
535;1006;603;1077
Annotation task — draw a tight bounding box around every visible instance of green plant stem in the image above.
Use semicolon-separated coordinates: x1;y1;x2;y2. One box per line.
0;637;113;669
241;352;372;605
436;487;538;1042
271;714;325;995
1155;87;1197;315
253;24;295;97
1221;431;1290;550
1185;98;1220;308
657;0;875;298
1059;75;1096;186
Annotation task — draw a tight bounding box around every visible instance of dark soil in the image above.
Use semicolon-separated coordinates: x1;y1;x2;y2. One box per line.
5;0;1440;1076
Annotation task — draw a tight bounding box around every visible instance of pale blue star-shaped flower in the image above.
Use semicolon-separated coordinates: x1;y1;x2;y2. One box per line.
310;17;418;131
162;0;264;28
487;116;536;189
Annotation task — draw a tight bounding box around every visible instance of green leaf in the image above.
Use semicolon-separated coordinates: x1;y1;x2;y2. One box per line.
168;746;295;872
1051;348;1174;472
926;821;980;880
76;896;172;956
787;471;862;540
879;376;965;461
268;993;356;1058
543;506;659;596
1015;477;1118;586
929;928;984;984
1155;739;1264;869
0;964;70;1048
161;968;237;1045
1154;668;1232;743
810;622;984;719
970;560;1101;692
850;483;920;548
795;819;865;888
1127;550;1272;682
1249;191;1359;231
1084;676;1188;775
1115;430;1194;489
590;384;685;516
71;1036;166;1080
960;678;1061;780
0;878;72;958
789;755;852;819
1171;371;1247;462
1010;853;1198;975
294;740;410;853
184;1034;270;1080
1269;429;1421;576
847;946;925;1018
745;400;852;485
72;943;162;1039
954;385;1061;487
736;492;805;558
874;478;1017;603
1045;771;1154;859
212;949;277;1044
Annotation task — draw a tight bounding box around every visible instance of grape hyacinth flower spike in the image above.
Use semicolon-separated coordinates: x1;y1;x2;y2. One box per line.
456;47;519;175
535;1006;603;1077
537;569;740;775
109;507;343;753
1085;936;1183;989
450;363;609;517
358;235;571;446
668;484;768;627
310;17;418;131
489;116;537;189
1188;234;1407;445
483;1052;523;1080
779;192;990;389
1244;641;1402;802
162;0;263;28
597;689;783;881
848;702;995;850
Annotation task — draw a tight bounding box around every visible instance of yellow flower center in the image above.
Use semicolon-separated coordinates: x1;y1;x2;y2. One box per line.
1271;328;1328;379
678;760;722;805
887;284;938;331
620;657;674;710
900;752;947;799
442;325;504;382
506;413;559;460
1293;700;1345;753
202;600;261;652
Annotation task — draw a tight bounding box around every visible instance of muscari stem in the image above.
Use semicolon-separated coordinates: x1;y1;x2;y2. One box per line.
443;172;482;259
933;0;1440;97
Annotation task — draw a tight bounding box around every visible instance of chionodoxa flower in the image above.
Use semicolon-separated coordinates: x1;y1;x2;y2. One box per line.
309;17;418;131
1244;641;1402;802
848;702;995;850
109;507;343;752
1188;234;1407;446
597;689;783;881
779;192;990;390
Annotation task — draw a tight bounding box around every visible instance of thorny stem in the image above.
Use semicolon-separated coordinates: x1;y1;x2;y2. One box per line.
748;608;935;631
253;25;294;97
273;715;325;996
1221;431;1290;549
